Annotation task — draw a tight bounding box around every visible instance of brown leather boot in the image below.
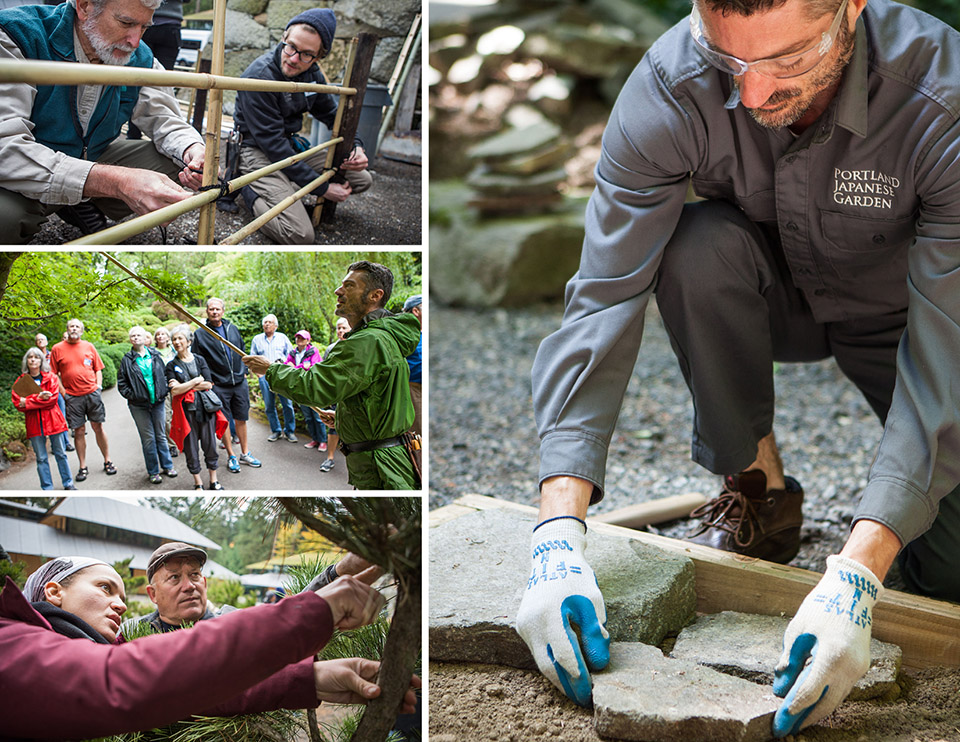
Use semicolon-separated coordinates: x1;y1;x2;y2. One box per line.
686;469;804;564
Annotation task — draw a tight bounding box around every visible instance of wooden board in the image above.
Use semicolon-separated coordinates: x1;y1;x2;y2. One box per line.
592;492;708;528
431;494;960;670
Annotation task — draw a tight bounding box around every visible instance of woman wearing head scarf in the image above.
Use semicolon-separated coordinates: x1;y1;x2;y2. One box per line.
0;557;417;740
12;347;74;490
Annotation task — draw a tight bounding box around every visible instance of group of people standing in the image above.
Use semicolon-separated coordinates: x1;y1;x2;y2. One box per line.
12;262;423;491
12;309;347;490
249;313;351;473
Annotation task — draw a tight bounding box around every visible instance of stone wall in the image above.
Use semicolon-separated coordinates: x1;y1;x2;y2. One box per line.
215;0;420;112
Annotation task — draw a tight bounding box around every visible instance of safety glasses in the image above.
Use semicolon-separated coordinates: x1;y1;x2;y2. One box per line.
689;0;850;79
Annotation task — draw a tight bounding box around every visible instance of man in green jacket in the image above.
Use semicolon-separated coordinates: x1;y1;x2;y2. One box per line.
243;261;419;490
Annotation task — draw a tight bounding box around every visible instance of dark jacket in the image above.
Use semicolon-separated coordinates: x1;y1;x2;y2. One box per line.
0;577;325;741
117;347;168;408
123;604;238;634
0;3;153;161
165;352;214;387
234;44;359;195
191;320;247;387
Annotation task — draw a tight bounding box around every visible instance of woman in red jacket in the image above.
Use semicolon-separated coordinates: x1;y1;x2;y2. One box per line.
1;556;418;741
11;347;74;490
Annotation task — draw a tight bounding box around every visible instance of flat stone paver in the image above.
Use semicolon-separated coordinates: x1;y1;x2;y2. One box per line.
670;611;901;701
429;508;696;668
593;642;780;742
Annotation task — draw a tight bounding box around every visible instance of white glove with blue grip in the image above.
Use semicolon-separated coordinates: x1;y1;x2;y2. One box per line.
773;555;884;737
516;516;610;706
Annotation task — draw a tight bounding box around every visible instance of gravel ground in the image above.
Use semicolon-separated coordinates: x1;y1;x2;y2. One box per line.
27;155;421;246
429;299;895;580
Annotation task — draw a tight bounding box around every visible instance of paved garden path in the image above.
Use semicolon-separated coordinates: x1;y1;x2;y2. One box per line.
0;385;350;492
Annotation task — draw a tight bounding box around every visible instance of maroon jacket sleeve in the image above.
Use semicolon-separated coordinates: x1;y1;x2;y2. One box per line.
197;657;317;716
0;578;332;740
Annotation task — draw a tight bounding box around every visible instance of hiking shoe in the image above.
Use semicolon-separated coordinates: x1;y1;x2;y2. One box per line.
304;440;319;449
169;445;179;458
149;473;162;484
57;202;108;235
687;469;804;564
227;455;240;473
163;468;178;478
319;459;335;473
267;432;281;442
240;185;260;213
216;195;240;214
238;452;262;467
284;432;298;443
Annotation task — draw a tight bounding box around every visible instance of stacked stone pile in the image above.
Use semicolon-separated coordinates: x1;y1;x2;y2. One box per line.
216;0;420;112
430;506;903;741
465;120;571;215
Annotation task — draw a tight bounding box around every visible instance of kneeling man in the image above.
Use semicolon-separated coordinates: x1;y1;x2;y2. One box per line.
233;8;371;244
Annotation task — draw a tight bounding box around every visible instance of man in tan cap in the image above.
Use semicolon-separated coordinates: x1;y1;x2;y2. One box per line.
125;541;379;635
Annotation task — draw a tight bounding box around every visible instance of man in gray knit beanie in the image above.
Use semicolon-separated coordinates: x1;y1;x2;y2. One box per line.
232;7;373;244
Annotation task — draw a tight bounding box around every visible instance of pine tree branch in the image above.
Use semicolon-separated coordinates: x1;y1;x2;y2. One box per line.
351;576;421;742
0;277;133;322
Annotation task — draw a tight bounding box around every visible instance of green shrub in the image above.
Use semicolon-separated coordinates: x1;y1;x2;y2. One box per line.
99;354;117;390
206;577;247;608
226;301;267;341
0;559;27;589
0;407;26;445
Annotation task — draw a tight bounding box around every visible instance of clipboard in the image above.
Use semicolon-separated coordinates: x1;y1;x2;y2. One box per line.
12;375;42;398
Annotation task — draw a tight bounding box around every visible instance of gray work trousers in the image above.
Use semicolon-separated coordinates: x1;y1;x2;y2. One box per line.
0;139;182;244
655;200;960;601
239;145;373;245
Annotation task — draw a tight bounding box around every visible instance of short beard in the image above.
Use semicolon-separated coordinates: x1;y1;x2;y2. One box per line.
742;18;855;130
81;11;137;65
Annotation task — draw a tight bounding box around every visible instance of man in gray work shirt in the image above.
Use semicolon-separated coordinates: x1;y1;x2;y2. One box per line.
518;0;960;736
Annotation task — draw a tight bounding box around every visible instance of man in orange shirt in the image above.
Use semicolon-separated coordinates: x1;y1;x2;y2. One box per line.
49;318;116;482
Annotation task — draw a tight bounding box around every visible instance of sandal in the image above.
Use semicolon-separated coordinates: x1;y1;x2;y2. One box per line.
193;483;204;490
104;461;117;475
76;466;89;482
209;481;224;491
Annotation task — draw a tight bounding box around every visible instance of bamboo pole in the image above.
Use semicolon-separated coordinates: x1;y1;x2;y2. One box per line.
66;138;341;245
312;37;360;227
197;0;228;245
99;253;245;356
0;59;357;95
219;170;335;245
378;23;421;151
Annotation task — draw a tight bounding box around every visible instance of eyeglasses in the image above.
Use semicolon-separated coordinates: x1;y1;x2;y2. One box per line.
689;0;849;79
281;41;320;63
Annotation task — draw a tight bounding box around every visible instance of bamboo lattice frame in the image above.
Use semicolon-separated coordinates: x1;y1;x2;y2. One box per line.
0;0;365;245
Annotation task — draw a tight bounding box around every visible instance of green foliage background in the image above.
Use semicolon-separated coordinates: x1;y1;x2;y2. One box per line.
0;252;421;449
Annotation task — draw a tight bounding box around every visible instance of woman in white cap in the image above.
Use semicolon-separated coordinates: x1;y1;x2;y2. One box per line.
0;557;417;739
